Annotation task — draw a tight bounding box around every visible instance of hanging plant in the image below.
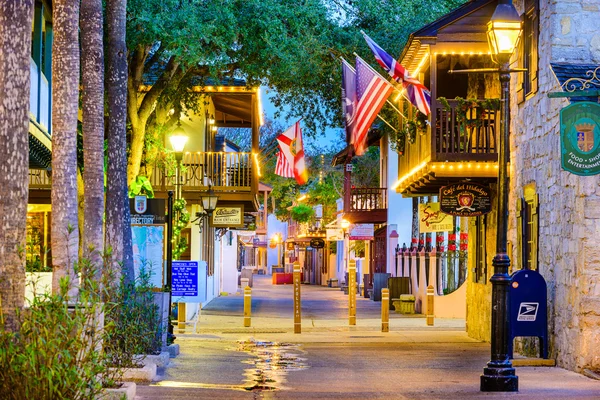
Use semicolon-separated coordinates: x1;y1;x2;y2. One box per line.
438;96;501;135
290;204;314;223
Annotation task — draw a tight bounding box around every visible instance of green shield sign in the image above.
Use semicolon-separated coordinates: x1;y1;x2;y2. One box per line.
560;102;600;176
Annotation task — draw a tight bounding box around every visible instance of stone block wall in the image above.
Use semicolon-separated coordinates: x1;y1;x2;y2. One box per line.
508;0;600;371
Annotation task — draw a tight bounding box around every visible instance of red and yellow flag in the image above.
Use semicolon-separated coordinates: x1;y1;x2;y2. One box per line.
275;121;308;185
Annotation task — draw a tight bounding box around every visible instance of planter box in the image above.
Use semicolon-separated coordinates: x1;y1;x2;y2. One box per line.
98;382;136;400
112;363;157;382
163;343;179;358
152;292;170;349
134;352;170;368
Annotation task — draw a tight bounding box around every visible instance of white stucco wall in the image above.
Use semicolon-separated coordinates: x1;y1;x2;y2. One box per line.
267;214;287;274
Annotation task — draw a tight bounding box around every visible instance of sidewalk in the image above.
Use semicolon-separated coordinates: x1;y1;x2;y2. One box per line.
136;274;600;399
194;274;469;343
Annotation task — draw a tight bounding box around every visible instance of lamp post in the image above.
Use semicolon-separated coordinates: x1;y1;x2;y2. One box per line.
481;0;522;392
341;218;351;275
167;122;188;341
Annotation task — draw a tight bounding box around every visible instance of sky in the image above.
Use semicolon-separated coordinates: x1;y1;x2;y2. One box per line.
260;87;345;153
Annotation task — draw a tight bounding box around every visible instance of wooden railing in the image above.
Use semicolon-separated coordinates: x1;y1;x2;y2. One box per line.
434;99;499;161
349;187;388;212
29;169;51;188
399;99;499;177
150;151;253;192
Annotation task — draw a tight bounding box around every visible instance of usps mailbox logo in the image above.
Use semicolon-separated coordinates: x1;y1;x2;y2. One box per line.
517;302;539;321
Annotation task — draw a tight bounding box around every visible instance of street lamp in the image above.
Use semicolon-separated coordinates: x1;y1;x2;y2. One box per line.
270;233;283;269
200;185;219;218
481;0;522;393
166;121;188;342
169;121;188;201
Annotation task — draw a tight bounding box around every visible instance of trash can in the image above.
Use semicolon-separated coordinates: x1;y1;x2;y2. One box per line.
400;294;415;314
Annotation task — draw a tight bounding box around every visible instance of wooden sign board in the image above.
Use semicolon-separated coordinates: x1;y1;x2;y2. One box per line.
418;203;454;233
439;182;492;217
211;205;244;228
309;238;325;249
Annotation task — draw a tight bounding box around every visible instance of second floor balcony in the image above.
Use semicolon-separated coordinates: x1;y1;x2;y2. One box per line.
344;187;388;224
149;151;255;193
396;98;499;196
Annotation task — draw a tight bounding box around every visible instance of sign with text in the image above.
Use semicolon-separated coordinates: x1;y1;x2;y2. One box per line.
309;238;325;249
349;224;374;240
326;228;343;241
172;261;199;297
439;182;492;217
211;205;244;228
560;101;600;176
129;198;166;225
419;203;454;233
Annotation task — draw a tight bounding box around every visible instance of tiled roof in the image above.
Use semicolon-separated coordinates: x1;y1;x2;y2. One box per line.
550;62;600;103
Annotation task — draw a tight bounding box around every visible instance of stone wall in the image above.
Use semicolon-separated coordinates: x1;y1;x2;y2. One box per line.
508;0;600;371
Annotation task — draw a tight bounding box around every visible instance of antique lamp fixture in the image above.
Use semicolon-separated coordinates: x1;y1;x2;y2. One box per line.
487;0;522;64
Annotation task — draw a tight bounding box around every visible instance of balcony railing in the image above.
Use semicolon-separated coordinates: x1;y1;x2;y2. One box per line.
399;98;499;178
150;151;253;192
434;99;499;160
349;187;388;212
29;169;51;188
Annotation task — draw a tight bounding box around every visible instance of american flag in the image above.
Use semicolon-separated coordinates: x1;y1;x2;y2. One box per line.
353;56;393;156
362;32;431;116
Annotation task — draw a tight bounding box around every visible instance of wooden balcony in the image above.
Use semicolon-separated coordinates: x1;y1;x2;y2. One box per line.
344;187;387;224
151;151;259;210
150;151;254;193
397;99;499;196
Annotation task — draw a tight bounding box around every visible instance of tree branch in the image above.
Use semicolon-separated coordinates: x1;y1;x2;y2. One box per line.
138;55;180;123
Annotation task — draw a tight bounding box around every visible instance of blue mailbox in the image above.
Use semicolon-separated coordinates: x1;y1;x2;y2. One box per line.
508;269;548;359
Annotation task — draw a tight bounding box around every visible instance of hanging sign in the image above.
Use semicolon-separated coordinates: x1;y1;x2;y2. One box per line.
419;202;454;233
560;101;600;176
439;182;492;217
129;198;165;225
349;224;374;240
211;205;244;228
326;228;343;241
309;238;325;249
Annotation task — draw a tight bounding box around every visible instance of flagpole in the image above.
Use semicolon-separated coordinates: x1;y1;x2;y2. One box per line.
376;115;398;132
343;56;408;119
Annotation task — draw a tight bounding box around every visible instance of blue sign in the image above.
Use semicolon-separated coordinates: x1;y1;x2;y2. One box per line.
508;269;548;359
172;261;199;297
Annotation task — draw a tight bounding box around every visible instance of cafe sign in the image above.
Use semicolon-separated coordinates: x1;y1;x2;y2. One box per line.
211;205;244;228
439;182;492;217
419;202;454;233
560;101;600;176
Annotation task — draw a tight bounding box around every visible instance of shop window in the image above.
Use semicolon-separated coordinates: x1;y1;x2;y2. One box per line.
517;184;539;270
472;215;487;283
517;0;539;103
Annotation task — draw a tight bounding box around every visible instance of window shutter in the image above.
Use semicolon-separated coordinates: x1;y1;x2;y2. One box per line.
516;198;524;270
532;193;539;271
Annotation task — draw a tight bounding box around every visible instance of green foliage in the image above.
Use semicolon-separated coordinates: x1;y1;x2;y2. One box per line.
171;198;190;259
128;175;155;198
438;96;501;134
104;266;163;369
0;276;107;400
290;204;315;223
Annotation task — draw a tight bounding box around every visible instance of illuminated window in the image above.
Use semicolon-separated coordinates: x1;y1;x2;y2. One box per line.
517;184;539;270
